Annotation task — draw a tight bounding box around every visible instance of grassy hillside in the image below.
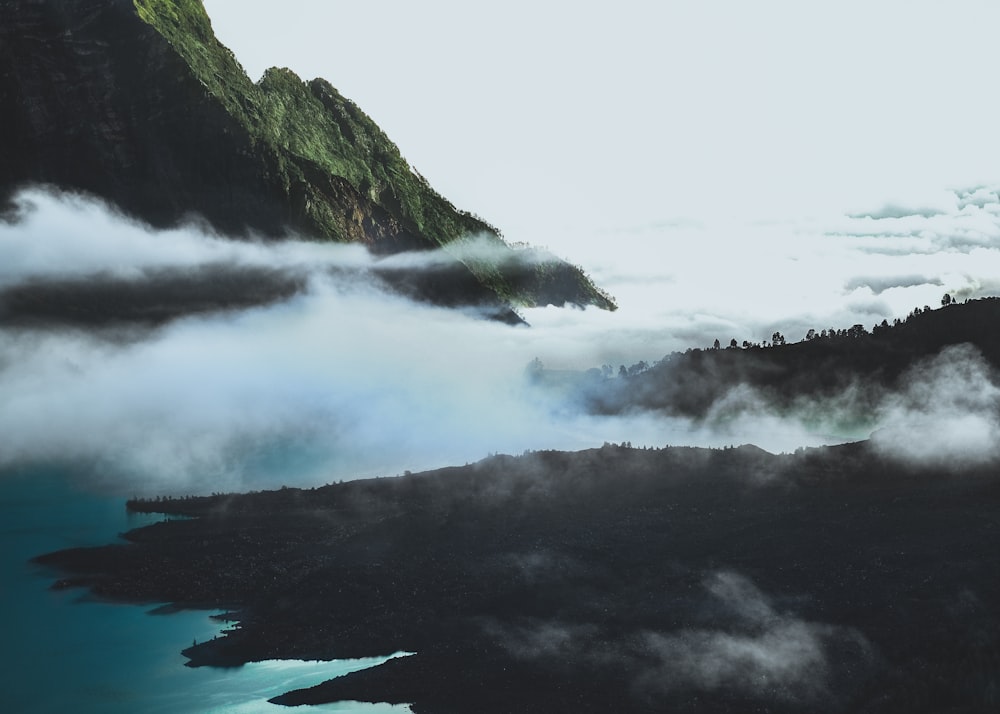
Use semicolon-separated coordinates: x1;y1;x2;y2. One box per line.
131;1;615;309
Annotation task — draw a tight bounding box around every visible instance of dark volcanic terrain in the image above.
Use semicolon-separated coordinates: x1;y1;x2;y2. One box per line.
36;442;1000;713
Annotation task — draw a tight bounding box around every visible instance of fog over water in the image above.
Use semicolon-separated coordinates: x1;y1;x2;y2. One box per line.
3;186;1000;494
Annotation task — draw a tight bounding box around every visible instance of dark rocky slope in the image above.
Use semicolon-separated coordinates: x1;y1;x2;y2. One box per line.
0;0;614;312
36;443;1000;713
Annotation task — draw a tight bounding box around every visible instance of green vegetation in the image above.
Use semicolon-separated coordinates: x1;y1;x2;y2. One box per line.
132;1;614;309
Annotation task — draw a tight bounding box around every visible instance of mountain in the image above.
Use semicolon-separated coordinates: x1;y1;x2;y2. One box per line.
533;296;1000;423
0;0;615;313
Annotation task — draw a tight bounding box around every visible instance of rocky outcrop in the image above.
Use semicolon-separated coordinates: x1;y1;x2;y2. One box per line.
0;0;615;312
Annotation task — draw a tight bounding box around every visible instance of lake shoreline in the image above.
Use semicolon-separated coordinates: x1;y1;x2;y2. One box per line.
33;442;1000;712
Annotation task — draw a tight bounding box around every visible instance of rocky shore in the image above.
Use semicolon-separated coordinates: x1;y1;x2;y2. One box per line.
35;443;1000;712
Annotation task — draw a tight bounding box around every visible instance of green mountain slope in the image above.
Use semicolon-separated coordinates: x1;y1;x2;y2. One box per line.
0;0;615;312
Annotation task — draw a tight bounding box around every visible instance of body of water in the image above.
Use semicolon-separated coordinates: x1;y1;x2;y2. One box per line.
0;466;412;713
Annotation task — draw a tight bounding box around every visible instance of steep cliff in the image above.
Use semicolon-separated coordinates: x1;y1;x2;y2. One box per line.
0;0;615;312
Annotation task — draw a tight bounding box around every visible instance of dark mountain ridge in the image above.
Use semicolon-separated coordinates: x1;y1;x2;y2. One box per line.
0;0;615;313
536;296;1000;422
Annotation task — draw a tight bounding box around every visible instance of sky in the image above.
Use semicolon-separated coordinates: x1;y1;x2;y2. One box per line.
4;2;1000;493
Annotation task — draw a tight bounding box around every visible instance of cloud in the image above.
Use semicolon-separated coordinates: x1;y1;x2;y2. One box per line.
956;185;1000;211
374;233;556;271
848;203;946;220
871;343;1000;466
486;571;874;708
0;284;547;491
843;274;940;296
0;190;713;492
828;185;1000;255
4;187;1000;494
486;619;600;662
1;191;869;492
634;572;873;704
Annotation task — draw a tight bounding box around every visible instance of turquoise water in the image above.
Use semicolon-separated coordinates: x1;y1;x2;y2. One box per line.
0;466;412;714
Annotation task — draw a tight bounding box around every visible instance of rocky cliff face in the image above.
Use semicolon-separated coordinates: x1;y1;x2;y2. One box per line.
0;0;615;312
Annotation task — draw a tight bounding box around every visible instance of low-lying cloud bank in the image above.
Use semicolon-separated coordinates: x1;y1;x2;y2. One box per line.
0;191;680;491
488;570;873;708
530;184;1000;368
2;188;999;493
872;344;1000;466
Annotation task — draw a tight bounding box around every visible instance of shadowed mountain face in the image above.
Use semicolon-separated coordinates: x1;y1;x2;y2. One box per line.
0;265;306;328
0;0;615;312
532;297;1000;427
36;442;1000;713
0;252;529;329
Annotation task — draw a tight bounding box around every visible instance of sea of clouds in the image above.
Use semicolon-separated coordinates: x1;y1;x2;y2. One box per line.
2;186;1000;493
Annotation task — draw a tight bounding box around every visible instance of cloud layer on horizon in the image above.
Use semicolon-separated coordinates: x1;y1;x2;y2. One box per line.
3;189;1000;492
533;184;1000;368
